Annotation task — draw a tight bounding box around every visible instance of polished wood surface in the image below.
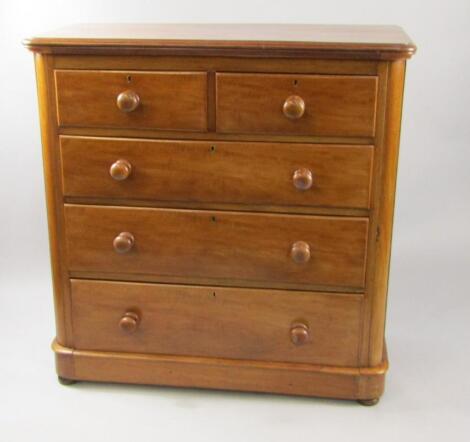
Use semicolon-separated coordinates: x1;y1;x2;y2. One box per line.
292;168;314;191
112;231;134;254
118;311;140;334
283;95;306;120
360;60;407;367
53;339;387;400
116;90;140;113
28;24;415;402
64;205;368;290
109;158;132;181
290;322;310;346
52;55;379;75
71;279;362;366
55;70;207;131
25;24;416;60
60;136;374;210
34;54;73;346
290;241;311;264
216;73;377;137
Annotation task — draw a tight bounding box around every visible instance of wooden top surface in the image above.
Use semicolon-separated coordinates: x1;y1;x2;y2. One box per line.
24;24;416;60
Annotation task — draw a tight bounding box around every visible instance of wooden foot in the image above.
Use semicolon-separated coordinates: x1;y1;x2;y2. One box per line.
357;397;380;406
58;376;77;385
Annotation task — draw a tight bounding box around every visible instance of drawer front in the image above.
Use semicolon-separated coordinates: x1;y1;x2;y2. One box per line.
55;70;207;131
71;279;362;366
65;205;368;290
216;73;377;137
61;136;374;209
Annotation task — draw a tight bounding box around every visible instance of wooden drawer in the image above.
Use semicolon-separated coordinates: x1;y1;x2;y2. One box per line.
216;73;377;137
55;70;207;131
60;136;374;210
64;205;368;290
71;279;362;366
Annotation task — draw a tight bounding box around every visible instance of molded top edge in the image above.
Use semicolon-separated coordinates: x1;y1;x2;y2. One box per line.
24;23;416;59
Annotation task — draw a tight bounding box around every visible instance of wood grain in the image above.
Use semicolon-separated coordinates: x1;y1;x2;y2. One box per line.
70;279;362;366
67;271;367;294
63;198;370;218
64;205;369;290
52;55;379;75
24;24;416;60
53;339;387;400
216;73;377;137
34;54;74;346
55;70;207;131
361;60;407;366
58;126;374;146
60;136;374;210
27;24;415;401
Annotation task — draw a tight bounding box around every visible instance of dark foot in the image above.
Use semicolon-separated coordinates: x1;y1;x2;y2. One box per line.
357;397;380;406
58;376;77;385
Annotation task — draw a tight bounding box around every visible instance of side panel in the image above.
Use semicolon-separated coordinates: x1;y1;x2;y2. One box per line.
34;54;73;346
361;60;406;366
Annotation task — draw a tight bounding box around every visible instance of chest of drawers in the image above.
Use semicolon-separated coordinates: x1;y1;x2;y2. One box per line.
25;24;415;405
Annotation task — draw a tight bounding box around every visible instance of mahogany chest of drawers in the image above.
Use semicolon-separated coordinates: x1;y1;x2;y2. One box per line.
25;24;415;404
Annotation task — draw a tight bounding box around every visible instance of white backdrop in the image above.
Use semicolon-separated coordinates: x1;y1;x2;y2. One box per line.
1;1;469;440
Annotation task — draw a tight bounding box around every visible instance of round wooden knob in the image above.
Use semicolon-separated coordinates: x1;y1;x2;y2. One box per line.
290;322;309;345
283;95;305;120
113;232;135;254
293;168;313;190
291;241;311;264
116;90;140;112
119;311;140;334
109;159;132;181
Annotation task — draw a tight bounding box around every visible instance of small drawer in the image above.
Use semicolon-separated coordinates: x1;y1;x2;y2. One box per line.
71;279;363;366
60;136;374;210
55;70;207;131
64;205;368;290
216;73;377;137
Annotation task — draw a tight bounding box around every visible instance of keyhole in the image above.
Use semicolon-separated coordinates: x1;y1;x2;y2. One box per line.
293;79;298;87
127;75;132;83
210;145;216;153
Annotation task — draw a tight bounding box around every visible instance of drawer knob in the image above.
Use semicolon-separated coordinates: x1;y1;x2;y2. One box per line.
109;159;132;181
292;168;313;190
283;95;305;120
291;241;311;264
119;311;140;334
290;322;309;345
116;90;140;112
113;232;135;254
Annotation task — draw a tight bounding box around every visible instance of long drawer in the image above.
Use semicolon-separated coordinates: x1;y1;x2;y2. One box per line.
64;205;368;290
55;70;208;131
71;279;363;366
60;136;374;210
216;73;378;137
